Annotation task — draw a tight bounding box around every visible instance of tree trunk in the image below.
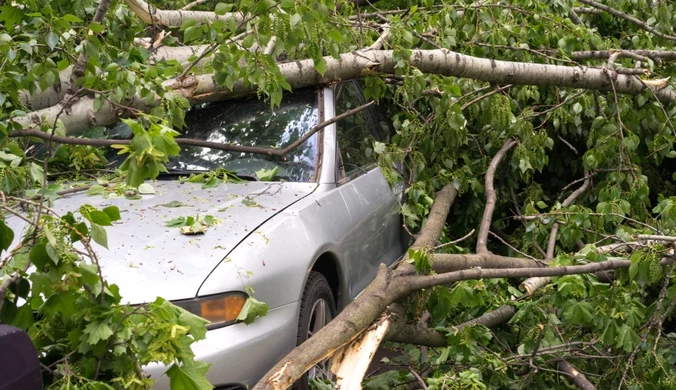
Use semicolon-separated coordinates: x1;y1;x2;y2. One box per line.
13;49;676;134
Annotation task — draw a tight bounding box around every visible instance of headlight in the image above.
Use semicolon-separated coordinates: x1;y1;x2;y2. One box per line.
173;292;247;330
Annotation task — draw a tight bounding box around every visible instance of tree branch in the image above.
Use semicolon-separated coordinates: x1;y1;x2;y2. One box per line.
571;49;676;63
559;360;597;390
476;138;517;253
16;49;676;134
409;258;662;291
578;0;676;42
124;0;245;28
385;304;446;347
69;0;113;92
431;253;545;274
181;0;209;10
547;170;591;259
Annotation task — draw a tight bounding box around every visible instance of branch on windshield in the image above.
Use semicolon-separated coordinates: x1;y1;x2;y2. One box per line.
9;101;375;160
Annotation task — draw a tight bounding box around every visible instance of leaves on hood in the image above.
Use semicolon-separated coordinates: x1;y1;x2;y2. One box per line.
160;200;191;208
165;215;218;235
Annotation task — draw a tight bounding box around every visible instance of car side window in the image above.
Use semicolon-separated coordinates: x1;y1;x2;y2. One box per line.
335;82;381;181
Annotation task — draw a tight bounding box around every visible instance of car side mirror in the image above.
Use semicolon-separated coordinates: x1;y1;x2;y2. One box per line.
0;325;43;390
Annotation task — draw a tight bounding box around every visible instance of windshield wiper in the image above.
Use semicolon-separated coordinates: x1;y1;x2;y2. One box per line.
158;169;258;181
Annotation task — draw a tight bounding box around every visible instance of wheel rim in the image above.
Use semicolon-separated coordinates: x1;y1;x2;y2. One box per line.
307;298;333;381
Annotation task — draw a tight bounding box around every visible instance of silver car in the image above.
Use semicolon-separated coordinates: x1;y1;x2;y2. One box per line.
11;82;407;389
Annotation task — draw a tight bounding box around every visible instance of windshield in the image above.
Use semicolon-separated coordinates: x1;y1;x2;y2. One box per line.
106;89;320;182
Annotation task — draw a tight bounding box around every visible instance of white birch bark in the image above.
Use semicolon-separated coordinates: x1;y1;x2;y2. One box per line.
18;67;73;110
124;0;245;28
14;49;676;134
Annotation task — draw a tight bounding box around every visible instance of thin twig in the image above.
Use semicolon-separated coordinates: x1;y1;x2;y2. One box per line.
181;0;208;10
489;231;537;260
434;229;475;250
579;0;676;42
461;85;513;110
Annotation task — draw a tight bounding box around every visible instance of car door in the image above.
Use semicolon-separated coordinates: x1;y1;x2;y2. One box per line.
333;81;407;299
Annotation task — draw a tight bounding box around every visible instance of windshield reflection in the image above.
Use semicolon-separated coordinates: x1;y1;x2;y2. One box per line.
172;89;319;182
107;89;320;182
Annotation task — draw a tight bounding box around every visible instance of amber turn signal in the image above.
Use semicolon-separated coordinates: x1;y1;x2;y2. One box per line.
200;294;247;323
172;292;248;329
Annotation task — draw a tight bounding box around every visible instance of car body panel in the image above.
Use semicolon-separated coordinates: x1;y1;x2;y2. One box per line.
5;180;317;304
145;302;298;388
197;168;403;312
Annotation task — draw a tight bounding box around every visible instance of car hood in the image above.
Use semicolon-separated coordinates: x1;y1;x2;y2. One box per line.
7;180;317;303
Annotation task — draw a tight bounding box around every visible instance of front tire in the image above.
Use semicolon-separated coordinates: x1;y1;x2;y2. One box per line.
294;271;337;390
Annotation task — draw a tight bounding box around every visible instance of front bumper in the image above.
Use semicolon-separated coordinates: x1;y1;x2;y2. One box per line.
145;302;299;389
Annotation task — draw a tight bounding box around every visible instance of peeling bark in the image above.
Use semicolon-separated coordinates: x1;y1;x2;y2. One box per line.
331;316;390;390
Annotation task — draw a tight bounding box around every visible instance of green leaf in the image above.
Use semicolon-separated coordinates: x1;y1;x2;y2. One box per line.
160;200;190;208
138;182;155;194
255;166;279;181
10;304;34;330
166;217;187;227
90;223;108;248
202;176;219;188
314;57;327;76
103;206;121;222
166;360;213;390
62;14;82;22
328;29;343;43
184;26;203;43
29;241;53;268
616;324;640;353
214;2;232;15
562;300;594;325
0;220;14;254
290;13;302;27
46;31;59;50
236;297;269;325
0;6;24;29
177;307;209;341
572;102;583;114
83;320;113;345
89;210;112;226
87;22;105;34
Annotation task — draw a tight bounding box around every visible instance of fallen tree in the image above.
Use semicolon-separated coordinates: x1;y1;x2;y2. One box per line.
14;48;676;134
252;141;676;390
4;0;676;389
